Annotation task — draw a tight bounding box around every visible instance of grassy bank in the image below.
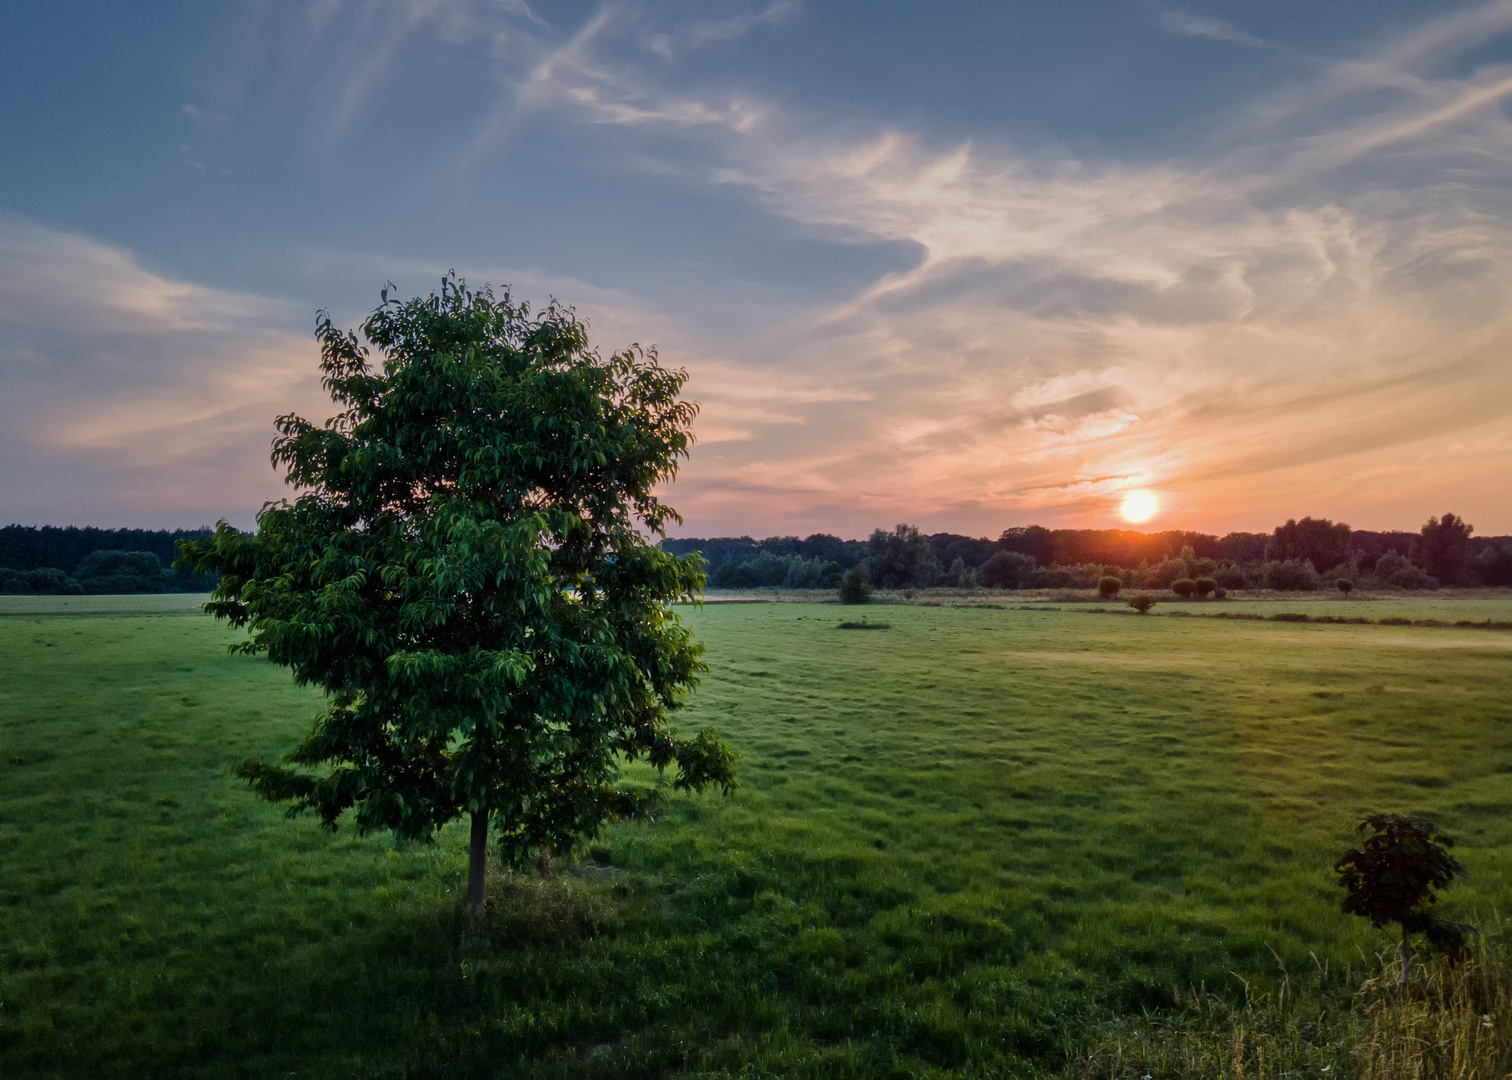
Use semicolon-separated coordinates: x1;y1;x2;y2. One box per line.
3;600;1511;1076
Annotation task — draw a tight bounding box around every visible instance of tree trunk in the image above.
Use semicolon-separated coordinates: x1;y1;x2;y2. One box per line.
467;811;488;916
1397;924;1412;994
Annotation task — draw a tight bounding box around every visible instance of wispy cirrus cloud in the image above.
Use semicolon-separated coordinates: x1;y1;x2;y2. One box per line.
435;0;1512;532
10;1;1512;536
0;216;322;528
1154;8;1270;48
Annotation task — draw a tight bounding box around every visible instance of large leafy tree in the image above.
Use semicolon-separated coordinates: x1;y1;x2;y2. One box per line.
866;523;940;589
178;277;735;913
1265;516;1353;573
1412;512;1474;585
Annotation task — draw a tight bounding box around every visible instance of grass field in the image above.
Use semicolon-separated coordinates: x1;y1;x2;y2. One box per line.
4;597;1512;1077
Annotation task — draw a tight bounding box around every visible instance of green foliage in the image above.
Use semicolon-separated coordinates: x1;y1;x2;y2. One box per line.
1262;558;1323;591
1413;512;1474;585
1473;544;1512;587
1193;577;1216;598
978;549;1037;589
1337;578;1354;596
866;523;940;589
997;523;1057;565
0;566;83;595
0;525;217;583
1376;551;1438;590
1336;814;1475;963
75;550;169;594
711;551;840;589
1171;578;1197;599
176;277;734;874
1127;593;1156;614
1097;575;1122;598
1267;517;1352;572
1214;562;1248;590
837;562;872;604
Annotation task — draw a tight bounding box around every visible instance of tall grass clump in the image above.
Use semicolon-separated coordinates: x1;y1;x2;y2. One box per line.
1068;924;1512;1080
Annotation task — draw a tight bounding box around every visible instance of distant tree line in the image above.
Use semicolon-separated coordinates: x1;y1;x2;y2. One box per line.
0;525;221;594
667;513;1512;593
6;514;1507;596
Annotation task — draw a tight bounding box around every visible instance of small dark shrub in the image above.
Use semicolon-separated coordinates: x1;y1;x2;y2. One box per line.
1337;578;1354;596
837;619;889;630
1194;577;1216;598
1127;593;1156;614
1171;578;1197;598
1097;575;1121;598
1212;586;1226;600
837;564;872;604
1336;814;1475;979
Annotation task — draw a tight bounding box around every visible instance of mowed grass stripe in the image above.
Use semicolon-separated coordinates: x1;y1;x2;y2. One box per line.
3;602;1510;1077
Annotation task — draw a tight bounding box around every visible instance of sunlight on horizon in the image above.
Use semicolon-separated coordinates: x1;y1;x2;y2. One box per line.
1120;491;1159;524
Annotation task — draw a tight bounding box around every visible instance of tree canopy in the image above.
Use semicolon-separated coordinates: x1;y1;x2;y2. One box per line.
1265;517;1352;573
178;276;735;912
1413;512;1474;585
866;523;940;589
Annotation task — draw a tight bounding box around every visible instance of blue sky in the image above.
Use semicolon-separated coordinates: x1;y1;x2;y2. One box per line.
3;0;1511;536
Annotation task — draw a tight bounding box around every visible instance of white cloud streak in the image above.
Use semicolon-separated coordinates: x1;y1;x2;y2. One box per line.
11;1;1512;535
458;0;1512;532
0;217;322;528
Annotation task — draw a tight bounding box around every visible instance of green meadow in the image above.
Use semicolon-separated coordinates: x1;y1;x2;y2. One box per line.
4;596;1512;1077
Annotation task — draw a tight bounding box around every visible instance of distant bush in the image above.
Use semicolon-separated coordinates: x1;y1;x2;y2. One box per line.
1097;575;1121;598
837;564;872;604
1214;563;1248;590
711;552;840;589
1336;578;1353;596
1262;558;1322;591
977;550;1036;590
1127;593;1156;614
1376;551;1438;590
785;557;843;590
1194;577;1216;598
74;550;168;594
0;566;84;595
1472;544;1512;587
1213;586;1226;600
1171;578;1196;598
1031;565;1075;589
1143;556;1189;589
1061;563;1111;590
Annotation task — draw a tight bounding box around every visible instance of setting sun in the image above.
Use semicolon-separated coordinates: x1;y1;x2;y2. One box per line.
1120;490;1159;523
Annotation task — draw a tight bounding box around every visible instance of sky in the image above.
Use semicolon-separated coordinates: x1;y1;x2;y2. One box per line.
3;1;1512;539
